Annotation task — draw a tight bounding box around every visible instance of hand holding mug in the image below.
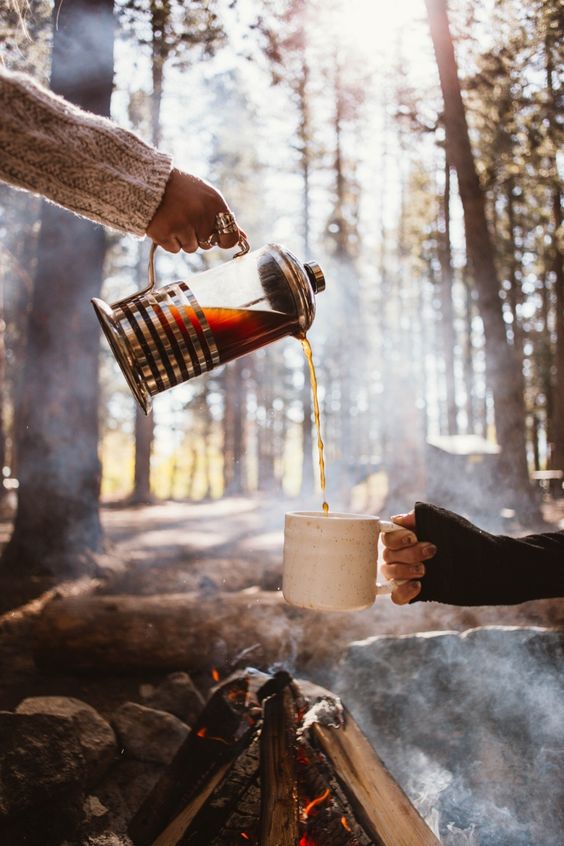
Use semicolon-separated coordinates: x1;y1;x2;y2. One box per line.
283;511;409;612
380;511;437;604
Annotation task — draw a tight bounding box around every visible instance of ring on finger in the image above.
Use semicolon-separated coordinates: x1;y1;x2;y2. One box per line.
214;211;239;235
198;233;219;249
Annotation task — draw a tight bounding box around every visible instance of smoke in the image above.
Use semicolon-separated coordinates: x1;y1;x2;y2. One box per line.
329;626;564;846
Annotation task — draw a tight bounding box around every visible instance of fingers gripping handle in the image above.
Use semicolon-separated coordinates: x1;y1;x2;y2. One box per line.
375;519;409;596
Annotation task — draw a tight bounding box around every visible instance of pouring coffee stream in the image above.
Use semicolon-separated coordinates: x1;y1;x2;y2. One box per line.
93;241;329;509
301;337;329;513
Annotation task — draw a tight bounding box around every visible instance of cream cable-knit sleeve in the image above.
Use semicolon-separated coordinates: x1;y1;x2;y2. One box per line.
0;68;173;235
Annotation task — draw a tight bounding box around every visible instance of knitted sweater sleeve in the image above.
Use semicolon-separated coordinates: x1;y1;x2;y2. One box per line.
0;68;173;235
412;501;564;606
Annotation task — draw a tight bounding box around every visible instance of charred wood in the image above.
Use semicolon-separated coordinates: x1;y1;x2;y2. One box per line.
129;676;259;846
310;713;439;846
128;671;439;846
259;685;299;846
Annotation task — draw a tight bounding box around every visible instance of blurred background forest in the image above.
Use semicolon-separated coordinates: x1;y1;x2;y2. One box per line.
0;0;562;580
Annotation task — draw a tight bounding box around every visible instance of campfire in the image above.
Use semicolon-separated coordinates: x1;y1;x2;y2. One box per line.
129;669;439;846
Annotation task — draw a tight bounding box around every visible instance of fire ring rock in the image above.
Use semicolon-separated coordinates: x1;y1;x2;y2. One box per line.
111;702;190;765
141;671;205;724
0;711;87;819
16;696;118;785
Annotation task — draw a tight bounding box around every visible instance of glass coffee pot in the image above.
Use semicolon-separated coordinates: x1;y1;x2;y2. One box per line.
92;243;325;414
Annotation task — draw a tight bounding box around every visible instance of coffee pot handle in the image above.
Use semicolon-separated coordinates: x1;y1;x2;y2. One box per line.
112;234;251;310
110;242;159;309
375;520;410;596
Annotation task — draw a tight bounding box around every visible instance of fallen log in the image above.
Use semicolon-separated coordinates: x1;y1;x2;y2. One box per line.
33;590;293;673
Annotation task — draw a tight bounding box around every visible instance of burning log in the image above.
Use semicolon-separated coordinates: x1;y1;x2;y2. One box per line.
259;677;299;845
129;673;265;846
128;670;440;846
310;704;433;846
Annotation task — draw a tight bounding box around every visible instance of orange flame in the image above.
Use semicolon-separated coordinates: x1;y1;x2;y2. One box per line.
241;834;249;841
195;726;230;745
341;815;352;832
303;788;330;817
211;667;220;682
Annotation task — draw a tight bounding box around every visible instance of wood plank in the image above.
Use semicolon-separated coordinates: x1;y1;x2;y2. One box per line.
152;761;232;846
311;712;440;846
259;687;300;846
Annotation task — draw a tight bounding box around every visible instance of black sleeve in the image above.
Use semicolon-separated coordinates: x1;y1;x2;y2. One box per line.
412;501;564;606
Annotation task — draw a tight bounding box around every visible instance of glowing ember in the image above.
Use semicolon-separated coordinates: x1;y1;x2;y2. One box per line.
240;834;250;841
299;837;317;846
303;787;330;817
195;727;229;745
211;668;220;682
341;815;352;832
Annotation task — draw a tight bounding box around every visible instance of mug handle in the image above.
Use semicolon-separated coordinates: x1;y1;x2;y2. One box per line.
375;519;410;596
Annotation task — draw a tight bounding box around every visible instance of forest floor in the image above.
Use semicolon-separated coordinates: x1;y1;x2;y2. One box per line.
0;493;563;715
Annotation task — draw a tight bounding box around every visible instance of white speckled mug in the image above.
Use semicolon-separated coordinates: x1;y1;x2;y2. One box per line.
282;511;405;612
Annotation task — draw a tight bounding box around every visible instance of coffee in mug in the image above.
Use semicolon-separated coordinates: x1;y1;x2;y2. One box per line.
282;511;404;611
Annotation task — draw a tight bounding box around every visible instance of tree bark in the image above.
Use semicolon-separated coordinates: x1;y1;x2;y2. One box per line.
545;33;564;471
223;359;245;495
437;153;458;434
1;0;115;577
425;0;534;512
298;59;315;494
462;267;476;433
131;1;168;503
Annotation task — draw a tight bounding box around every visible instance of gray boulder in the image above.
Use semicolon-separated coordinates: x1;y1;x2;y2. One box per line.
0;711;87;844
332;625;564;846
141;671;205;724
16;696;117;784
0;711;87;818
112;702;189;765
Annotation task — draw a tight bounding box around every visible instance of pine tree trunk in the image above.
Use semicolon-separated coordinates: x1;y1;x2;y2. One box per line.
438;155;458;434
545;35;564;471
462;267;476;433
132;404;154;503
224;359;245;495
1;0;115;577
130;243;154;505
131;2;167;502
425;0;534;513
298;60;315;495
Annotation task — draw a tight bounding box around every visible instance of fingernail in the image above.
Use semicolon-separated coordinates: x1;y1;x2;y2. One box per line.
411;564;425;577
391;514;406;522
403;533;417;545
422;544;437;558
